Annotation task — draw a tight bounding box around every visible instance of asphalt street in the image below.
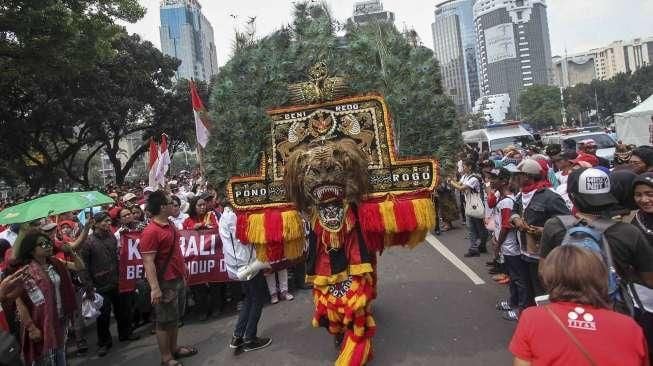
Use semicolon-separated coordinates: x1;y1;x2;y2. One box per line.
70;225;516;366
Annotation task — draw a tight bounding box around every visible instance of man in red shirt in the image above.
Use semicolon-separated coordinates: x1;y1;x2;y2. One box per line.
141;191;197;366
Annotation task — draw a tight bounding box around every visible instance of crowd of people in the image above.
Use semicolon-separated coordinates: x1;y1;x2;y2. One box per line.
0;173;307;366
438;139;653;364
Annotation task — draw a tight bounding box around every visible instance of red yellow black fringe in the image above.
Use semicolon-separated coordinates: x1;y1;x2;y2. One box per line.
312;274;376;366
358;190;436;251
235;208;305;263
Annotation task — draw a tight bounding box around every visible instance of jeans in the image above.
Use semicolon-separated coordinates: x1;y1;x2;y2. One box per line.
234;272;267;340
504;255;529;311
97;289;133;346
466;217;486;253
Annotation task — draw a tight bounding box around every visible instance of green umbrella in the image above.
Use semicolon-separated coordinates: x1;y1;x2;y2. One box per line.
0;191;114;224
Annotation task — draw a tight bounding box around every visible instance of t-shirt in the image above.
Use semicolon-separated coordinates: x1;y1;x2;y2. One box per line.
493;195;519;256
139;220;186;281
540;217;653;281
510;302;648;366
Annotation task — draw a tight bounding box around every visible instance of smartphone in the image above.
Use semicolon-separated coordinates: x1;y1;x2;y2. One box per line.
535;294;550;306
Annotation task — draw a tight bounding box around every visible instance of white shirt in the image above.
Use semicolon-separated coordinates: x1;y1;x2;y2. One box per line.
0;229;17;245
169;213;189;230
219;207;257;280
493;195;519;256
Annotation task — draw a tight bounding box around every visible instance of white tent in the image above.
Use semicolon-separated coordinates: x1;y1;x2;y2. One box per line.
615;94;653;146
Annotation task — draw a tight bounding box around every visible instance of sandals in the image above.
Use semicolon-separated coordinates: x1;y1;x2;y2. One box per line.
173;346;198;359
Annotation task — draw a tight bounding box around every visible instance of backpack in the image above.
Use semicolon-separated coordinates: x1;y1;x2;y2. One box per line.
558;216;620;299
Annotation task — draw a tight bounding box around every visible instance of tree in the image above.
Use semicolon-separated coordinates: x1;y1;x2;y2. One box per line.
0;0;146;192
563;65;653;126
519;85;562;129
205;2;461;187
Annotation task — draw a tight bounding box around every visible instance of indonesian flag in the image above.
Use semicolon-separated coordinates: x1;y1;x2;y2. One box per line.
190;80;211;148
147;135;171;188
148;137;159;188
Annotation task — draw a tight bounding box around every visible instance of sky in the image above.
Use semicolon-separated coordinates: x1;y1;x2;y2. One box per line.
124;0;653;66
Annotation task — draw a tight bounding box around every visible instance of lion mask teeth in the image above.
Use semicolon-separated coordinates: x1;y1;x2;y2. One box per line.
312;185;344;202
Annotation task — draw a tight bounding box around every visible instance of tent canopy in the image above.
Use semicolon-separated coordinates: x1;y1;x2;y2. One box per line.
615;94;653;146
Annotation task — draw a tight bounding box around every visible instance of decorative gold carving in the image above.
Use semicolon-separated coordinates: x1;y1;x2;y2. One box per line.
287;61;349;105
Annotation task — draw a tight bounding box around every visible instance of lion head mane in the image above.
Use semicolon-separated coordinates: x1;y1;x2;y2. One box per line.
284;139;369;216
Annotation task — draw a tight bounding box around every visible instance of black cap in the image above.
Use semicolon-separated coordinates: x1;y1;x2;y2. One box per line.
633;172;653;190
567;168;618;209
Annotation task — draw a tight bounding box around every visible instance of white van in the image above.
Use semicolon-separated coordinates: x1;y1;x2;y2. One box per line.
541;128;616;163
462;122;535;153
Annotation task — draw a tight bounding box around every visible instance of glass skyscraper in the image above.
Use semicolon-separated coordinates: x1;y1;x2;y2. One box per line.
431;0;479;114
160;0;218;82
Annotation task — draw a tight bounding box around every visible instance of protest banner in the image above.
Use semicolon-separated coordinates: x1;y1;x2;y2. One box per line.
119;229;231;293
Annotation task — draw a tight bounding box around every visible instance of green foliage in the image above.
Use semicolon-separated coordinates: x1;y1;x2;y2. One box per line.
205;2;461;187
519;85;563;129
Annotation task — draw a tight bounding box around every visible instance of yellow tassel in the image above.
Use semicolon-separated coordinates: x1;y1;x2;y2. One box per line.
406;229;427;247
379;199;398;234
246;213;266;244
411;199;436;231
283;238;303;261
254;243;268;262
281;210;304;241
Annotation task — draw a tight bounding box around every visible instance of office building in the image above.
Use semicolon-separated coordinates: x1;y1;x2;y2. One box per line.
594;36;653;80
473;0;553;119
160;0;218;81
552;36;653;87
431;0;479;114
348;0;395;26
552;52;596;88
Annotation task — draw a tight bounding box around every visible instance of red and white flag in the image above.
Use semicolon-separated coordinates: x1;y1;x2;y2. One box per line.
147;137;159;188
156;134;171;185
190;80;211;148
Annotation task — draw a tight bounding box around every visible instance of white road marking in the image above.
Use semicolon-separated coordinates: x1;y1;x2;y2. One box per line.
425;233;486;285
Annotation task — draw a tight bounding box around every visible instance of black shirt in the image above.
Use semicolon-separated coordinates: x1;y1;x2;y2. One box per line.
540;216;653;281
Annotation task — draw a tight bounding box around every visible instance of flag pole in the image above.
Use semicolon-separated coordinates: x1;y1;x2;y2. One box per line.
196;143;206;177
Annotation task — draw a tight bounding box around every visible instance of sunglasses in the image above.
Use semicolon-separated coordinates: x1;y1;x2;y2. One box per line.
37;238;53;249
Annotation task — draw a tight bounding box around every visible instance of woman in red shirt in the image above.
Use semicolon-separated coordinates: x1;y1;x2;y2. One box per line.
182;197;218;230
510;245;648;366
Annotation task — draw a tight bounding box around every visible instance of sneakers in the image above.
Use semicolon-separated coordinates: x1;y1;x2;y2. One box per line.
496;300;512;311
242;337;272;352
502;309;519;321
270;294;279;304
229;336;244;349
463;251;480;257
281;292;294;301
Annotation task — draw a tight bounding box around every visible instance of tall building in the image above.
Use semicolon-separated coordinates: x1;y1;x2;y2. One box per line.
431;0;479;114
160;0;218;81
594;36;653;80
473;0;553;120
348;0;395;26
